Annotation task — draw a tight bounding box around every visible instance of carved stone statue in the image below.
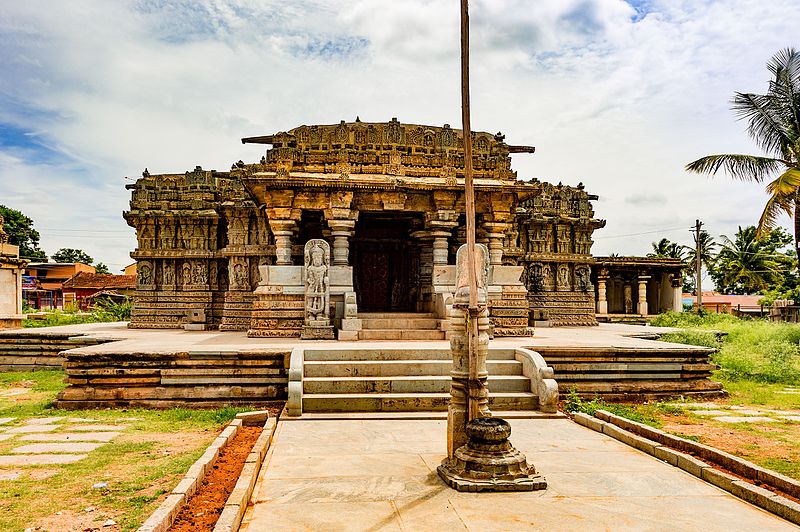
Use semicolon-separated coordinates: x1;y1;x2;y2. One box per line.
557;264;571;291
231;260;248;290
162;261;175;286
302;239;334;339
575;265;592;292
138;261;153;286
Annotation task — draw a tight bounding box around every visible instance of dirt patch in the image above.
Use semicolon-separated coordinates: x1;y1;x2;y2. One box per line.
169;426;262;532
116;430;214;455
31;507;121;532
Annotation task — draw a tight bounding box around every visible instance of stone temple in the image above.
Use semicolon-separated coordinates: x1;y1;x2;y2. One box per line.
124;119;606;339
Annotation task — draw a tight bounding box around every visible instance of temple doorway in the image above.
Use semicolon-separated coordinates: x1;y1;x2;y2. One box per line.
352;213;421;312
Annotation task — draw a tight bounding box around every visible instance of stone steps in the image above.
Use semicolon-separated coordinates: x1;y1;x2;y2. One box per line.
302;392;537;412
303;375;530;394
303;349;517;361
303;359;523;377
357;312;445;341
0;333;112;371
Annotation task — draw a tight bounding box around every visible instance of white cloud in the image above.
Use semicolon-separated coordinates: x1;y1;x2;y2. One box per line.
0;0;798;269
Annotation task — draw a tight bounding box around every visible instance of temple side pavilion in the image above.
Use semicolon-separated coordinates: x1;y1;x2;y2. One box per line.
124;119;606;339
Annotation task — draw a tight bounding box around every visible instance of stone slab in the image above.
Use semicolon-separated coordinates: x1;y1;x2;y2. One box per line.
692;409;733;416
11;442;103;454
0;470;21;480
713;416;777;423
64;424;128;432
24;417;66;425
4;425;58;434
0;434;12;441
0;454;87;465
19;432;120;442
0;417;15;425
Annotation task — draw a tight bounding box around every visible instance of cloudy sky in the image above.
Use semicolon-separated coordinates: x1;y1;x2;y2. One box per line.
0;0;798;272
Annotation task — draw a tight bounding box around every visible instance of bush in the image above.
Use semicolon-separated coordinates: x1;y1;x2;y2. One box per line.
658;330;721;348
651;311;741;328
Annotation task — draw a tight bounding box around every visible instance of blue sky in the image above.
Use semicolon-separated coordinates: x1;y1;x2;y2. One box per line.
0;0;798;273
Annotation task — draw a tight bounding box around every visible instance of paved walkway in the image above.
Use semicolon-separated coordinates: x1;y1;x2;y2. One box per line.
240;418;797;531
2;321;694;356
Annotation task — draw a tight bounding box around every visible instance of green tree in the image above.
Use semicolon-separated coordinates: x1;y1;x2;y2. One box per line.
94;262;110;274
686;230;718;271
0;205;47;261
648;238;689;260
686;48;800;268
52;248;94;265
710;226;793;293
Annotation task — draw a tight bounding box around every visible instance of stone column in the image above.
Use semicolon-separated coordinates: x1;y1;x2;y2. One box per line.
327;219;355;266
671;275;683;312
596;277;608;314
447;243;491;459
482;222;509;266
269;220;296;266
411;230;434;312
432;230;452;265
637;275;650;315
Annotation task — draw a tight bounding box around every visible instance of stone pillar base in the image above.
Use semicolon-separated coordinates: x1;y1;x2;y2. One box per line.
301;325;335;340
438;417;546;492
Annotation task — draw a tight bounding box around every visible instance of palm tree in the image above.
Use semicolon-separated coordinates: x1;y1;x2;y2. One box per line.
685;230;718;271
686;48;800;267
712;226;788;293
648;238;689;260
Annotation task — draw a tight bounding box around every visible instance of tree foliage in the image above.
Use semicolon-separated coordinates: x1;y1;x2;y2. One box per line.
52;248;94;265
94;262;110;274
686;48;800;269
0;204;47;261
648;238;688;261
709;226;795;294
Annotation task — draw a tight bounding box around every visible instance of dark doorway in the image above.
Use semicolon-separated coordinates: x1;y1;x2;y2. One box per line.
352;213;420;312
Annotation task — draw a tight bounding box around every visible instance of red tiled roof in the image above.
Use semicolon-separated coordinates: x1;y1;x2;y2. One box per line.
62;272;136;290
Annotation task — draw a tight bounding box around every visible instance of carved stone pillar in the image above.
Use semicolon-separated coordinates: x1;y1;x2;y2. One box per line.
447;243;491;459
269;220;296;265
596;276;608;314
432;230;452;265
411;230;434;312
482;222;509;266
327;219;355;266
638;275;650;315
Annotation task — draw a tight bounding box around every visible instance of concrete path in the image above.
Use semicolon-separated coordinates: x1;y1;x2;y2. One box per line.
240;418;797;531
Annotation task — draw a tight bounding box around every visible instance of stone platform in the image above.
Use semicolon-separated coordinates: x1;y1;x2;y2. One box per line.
238;417;794;530
0;322;724;407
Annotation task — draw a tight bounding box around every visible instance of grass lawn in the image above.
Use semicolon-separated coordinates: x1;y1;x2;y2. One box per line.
566;312;800;481
0;370;256;531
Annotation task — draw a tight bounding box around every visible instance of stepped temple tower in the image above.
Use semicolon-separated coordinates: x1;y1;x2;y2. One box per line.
124;119;606;338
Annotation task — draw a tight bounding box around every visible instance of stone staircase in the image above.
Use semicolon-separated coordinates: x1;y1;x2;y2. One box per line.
0;332;112;371
357;312;445;341
298;348;539;413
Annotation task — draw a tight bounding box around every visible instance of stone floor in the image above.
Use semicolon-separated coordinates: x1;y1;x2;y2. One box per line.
0;321;695;356
239;418;797;531
0;416;128;480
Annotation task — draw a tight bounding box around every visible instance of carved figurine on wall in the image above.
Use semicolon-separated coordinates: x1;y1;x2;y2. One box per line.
232;261;248;290
138;261;153;286
182;262;192;287
557;264;571;291
575;265;592;292
163;261;175;286
305;240;330;322
542;263;554;291
624;284;633;314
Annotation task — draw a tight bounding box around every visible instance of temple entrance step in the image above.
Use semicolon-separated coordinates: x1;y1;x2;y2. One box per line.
302;392;537;412
303;349;517;361
303;359;523;377
304;375;530;394
357;312;445;340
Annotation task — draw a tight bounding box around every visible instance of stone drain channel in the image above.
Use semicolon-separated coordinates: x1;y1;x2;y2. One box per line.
0;416;128;480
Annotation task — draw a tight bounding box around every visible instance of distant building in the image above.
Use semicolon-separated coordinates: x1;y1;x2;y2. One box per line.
61;272;136;310
0;215;27;328
24;263;96;310
592;257;684;320
123;263;137;276
686;292;766;316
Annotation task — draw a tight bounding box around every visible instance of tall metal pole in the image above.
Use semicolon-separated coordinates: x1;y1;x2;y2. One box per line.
460;0;480;421
695;219;703;314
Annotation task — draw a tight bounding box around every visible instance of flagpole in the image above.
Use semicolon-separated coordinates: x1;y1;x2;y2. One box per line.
460;0;480;421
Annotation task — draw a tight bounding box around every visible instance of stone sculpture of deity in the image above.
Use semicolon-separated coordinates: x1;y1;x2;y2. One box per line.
557;264;571;291
304;239;330;323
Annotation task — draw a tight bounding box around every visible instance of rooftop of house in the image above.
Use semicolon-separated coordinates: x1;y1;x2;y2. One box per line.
62;272;137;290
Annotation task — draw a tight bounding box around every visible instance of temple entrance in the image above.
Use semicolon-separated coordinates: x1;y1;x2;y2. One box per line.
352;213;421;312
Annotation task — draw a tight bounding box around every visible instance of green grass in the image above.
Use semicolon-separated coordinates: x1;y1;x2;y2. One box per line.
653;311;800;385
22;301;131;328
0;370;251;530
563;389;685;428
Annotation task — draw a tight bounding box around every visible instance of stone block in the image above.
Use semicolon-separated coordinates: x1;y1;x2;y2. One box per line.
235;410;270;426
571;412;605;432
701;467;739;492
328;266;353;287
652;445;680;466
337;330;359;341
489;266;523;285
263;266;303;286
213;504;242;532
675;452;709;478
171;477;197;497
11;442;102;454
600;423;657;454
432;266;455;286
138;493;185;532
340;318;362;331
183;324;206;331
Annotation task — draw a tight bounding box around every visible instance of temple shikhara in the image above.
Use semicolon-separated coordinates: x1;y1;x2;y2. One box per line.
124;118;610;338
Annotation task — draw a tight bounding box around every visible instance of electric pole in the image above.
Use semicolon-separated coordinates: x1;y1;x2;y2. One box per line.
694;219;703;314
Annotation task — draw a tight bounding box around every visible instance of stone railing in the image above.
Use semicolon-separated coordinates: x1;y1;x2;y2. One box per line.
514;348;559;413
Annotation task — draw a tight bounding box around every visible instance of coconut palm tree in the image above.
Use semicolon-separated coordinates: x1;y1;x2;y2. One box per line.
711;226;789;293
648;238;689;260
685;230;718;272
686;48;800;266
